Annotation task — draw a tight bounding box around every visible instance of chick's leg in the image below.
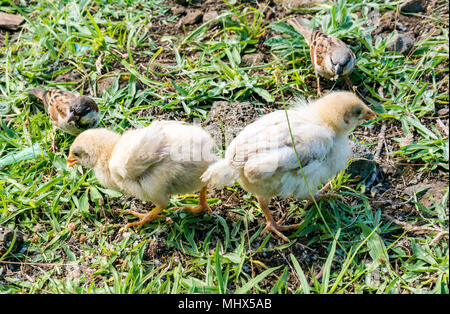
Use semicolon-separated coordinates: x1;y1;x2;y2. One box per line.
124;206;166;229
258;196;301;242
179;187;211;214
304;182;344;210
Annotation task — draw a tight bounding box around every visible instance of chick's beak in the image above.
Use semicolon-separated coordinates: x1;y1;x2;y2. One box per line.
66;156;79;167
363;109;377;120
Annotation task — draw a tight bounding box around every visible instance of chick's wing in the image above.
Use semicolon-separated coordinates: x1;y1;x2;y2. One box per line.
228;112;335;182
109;124;169;181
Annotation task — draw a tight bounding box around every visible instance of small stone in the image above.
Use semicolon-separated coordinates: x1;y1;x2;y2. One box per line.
0;12;25;30
399;133;414;147
30;11;41;19
174;0;189;6
400;0;426;14
97;70;122;95
65;262;81;280
180;9;203;26
273;0;326;9
97;76;115;95
203;11;219;23
171;6;187;16
0;226;25;254
386;34;415;55
373;11;395;34
437;108;448;116
241;53;265;66
347;141;376;180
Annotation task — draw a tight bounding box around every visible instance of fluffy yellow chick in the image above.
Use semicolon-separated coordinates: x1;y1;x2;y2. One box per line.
67;121;217;229
201;91;376;241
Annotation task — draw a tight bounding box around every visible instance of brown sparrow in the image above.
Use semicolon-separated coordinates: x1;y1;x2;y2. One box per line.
287;17;356;96
25;87;100;151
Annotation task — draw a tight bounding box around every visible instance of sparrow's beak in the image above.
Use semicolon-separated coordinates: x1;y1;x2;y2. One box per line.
66;157;79;168
335;64;343;75
67;112;78;123
363;109;377;120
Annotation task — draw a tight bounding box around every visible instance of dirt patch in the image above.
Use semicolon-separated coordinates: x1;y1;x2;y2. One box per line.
405;180;448;208
202;101;264;150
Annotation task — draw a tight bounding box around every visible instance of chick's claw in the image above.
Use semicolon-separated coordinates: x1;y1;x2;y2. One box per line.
262;221;301;242
123;207;166;229
173;187;211;214
258;196;300;242
304;193;344;210
181;204;212;214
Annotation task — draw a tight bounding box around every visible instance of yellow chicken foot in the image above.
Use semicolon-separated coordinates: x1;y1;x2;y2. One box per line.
123;206;165;229
304;182;344;210
175;187;212;214
258;196;301;242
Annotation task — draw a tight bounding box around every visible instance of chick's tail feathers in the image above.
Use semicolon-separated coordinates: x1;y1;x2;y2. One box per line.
201;159;240;189
24;88;46;100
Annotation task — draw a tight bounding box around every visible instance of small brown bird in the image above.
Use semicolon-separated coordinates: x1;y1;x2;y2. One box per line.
67;121;217;229
25;88;100;151
287;17;356;96
201;92;376;242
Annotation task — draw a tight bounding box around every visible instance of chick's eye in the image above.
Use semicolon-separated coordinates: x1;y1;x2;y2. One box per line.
354;107;362;116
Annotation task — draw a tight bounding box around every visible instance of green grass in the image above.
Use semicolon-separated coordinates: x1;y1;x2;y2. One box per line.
0;0;448;294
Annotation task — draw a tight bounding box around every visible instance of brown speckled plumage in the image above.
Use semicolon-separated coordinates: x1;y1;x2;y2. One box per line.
25;87;100;151
287;18;356;95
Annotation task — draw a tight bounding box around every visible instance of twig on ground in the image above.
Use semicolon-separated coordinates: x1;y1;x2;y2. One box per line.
383;214;449;243
374;123;387;163
366;122;387;189
372;196;414;208
309;263;325;285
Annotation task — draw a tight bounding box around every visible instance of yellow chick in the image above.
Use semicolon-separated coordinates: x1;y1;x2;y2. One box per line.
201;92;376;241
67;121;217;229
